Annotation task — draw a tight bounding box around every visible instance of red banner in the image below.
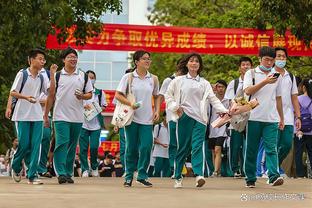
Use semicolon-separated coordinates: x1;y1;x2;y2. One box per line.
98;141;120;156
46;24;312;56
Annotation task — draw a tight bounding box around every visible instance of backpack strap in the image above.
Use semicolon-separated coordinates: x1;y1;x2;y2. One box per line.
55;71;61;94
156;123;162;138
82;70;88;94
233;78;239;96
45;68;51;80
20;69;28;93
95;88;102;106
126;73;134;95
169;75;175;80
39;73;44;93
248;68;255;101
288;72;294;91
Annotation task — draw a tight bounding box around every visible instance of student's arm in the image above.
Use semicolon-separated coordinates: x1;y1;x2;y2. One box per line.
5;95;12;119
244;74;277;96
276;96;285;130
44;65;57;127
153;94;160;122
292;94;301;130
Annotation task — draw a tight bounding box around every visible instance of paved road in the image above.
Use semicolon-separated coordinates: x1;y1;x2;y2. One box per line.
0;177;311;208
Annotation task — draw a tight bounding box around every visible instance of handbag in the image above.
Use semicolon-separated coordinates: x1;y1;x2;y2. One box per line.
111;73;135;128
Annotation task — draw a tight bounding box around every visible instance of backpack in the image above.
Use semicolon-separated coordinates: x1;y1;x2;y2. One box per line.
233;78;240;96
11;68;44;114
55;69;88;93
156;123;162;138
300;100;312;133
95;88;105;127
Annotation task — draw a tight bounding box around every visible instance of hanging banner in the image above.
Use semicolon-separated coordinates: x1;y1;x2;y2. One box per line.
46;24;312;56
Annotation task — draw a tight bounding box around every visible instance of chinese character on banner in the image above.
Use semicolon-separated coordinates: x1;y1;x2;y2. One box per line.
97;30;110;45
144;31;159;47
256;34;270;47
288;35;302;51
86;36;95;45
128;30;143;46
192;33;206;48
225;34;238;48
112;29;126;46
66;28;77;44
273;34;286;47
176;32;191;48
161;32;174;48
240;34;254;48
110;142;119;152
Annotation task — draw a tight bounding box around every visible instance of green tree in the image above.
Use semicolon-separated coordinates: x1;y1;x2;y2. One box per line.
0;0;122;153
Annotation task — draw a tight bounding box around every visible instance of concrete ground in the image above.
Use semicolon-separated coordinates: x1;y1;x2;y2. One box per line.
0;177;311;208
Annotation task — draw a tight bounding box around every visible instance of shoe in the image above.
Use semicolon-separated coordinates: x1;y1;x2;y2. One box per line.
212;171;221;177
66;176;74;184
58;175;67;184
82;170;89;177
123;179;133;187
11;169;22;183
174;178;183;188
271;177;284;186
28;178;43;185
136;179;153;187
234;172;242;178
245;181;256;188
91;170;99;177
195;176;205;187
39;172;52;178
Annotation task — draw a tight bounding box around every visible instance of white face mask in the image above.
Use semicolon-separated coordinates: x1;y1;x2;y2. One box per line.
91;79;96;85
275;60;286;68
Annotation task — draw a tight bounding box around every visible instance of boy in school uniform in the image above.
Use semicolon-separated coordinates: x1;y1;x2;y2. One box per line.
243;46;285;188
44;47;93;184
10;48;49;185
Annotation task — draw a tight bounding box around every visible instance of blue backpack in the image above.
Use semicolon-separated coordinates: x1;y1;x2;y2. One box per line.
300;100;312;133
11;68;44;114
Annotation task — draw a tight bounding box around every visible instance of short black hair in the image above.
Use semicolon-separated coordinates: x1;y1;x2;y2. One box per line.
259;46;276;58
275;47;288;58
238;57;252;66
28;48;46;59
60;47;78;59
216;79;228;88
86;70;96;79
106;154;114;159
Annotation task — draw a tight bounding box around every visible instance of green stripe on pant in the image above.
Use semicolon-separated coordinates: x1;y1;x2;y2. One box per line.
168;120;177;174
54;121;82;177
79;128;101;173
174;113;206;180
244;120;280;183
124;122;153;181
12;121;43;180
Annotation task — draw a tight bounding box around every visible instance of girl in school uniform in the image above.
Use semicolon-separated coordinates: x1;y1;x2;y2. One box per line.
165;53;229;188
115;50;160;187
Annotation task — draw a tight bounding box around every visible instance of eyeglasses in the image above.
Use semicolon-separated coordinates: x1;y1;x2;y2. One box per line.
140;58;152;62
66;56;78;60
262;57;274;63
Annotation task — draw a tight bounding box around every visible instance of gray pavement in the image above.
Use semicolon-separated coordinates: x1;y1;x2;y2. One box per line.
0;177;311;208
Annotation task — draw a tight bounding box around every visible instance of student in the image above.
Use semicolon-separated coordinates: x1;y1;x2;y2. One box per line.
274;47;301;171
165;53;229;188
44;47;93;184
80;70;107;177
243;46;284;188
208;80;230;177
115;50;160;187
113;151;124;177
152;113;171;177
98;154;116;177
10;48;48;185
225;57;252;178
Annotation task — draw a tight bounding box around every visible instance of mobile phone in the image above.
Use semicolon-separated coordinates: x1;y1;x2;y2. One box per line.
273;73;280;78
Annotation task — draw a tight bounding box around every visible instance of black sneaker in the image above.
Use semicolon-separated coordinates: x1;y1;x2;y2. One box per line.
136;179;152;187
58;175;67;184
66;176;74;184
123;180;133;187
39;172;52;178
245;181;255;188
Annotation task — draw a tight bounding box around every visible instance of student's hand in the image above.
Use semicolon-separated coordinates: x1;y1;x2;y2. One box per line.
75;94;84;100
5;107;12;119
162;144;169;148
131;102;140;110
153;111;160;122
50;64;58;74
27;96;36;103
278;119;285;130
265;74;278;84
295;118;301;131
113;126;119;133
84;104;92;110
43;115;50;128
176;107;184;117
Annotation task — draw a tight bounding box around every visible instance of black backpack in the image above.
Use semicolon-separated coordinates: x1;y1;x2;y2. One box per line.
55;69;88;93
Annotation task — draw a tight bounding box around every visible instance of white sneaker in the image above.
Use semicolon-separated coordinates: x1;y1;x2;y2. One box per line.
174;178;183;188
195;176;205;187
82;170;89;177
28;178;43;185
11;169;22;183
91;170;99;177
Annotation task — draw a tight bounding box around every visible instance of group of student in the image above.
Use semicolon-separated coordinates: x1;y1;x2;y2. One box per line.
5;45;312;189
115;46;312;189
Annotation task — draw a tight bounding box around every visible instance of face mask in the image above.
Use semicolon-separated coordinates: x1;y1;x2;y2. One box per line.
91;79;96;85
259;65;272;71
275;60;286;68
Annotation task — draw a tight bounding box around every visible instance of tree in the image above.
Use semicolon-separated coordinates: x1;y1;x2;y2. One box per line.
0;0;122;153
